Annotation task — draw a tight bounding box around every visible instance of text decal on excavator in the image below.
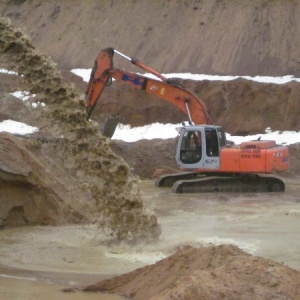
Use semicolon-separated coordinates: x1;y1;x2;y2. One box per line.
122;74;146;88
241;149;261;159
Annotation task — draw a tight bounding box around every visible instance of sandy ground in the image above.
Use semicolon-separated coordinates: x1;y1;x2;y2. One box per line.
1;177;300;299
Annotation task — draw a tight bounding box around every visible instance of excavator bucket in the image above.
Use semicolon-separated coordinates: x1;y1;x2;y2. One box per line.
100;114;121;138
85;47;114;119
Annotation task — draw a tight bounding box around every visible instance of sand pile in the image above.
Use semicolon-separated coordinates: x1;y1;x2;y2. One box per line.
82;244;300;299
0;17;161;242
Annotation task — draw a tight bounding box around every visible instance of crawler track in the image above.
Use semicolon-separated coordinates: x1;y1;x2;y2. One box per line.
156;172;285;193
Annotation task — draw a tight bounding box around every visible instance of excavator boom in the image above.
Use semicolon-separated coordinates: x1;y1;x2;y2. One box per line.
85;48;212;125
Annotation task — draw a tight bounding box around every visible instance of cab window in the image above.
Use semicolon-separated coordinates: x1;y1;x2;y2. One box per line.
180;131;202;164
205;129;219;157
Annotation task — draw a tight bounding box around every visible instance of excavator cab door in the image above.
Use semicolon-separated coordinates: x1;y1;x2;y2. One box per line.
203;127;220;169
176;126;223;170
176;128;204;168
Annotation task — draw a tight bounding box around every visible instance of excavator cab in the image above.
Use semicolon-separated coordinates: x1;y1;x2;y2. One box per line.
176;125;227;170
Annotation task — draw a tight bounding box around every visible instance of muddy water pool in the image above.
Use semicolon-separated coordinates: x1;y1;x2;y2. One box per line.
0;177;299;299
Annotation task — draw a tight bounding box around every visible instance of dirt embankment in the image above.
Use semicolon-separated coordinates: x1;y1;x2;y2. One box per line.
1;0;300;76
92;77;300;135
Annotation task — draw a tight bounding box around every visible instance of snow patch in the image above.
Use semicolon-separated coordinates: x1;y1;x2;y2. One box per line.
112;123;300;146
0;68;18;75
0;120;38;135
71;68;300;84
10;91;35;101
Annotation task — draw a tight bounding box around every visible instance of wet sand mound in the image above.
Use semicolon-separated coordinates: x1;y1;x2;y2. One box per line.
83;244;300;300
0;132;99;226
0;17;161;242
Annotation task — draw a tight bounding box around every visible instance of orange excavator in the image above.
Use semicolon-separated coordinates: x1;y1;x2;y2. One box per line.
84;48;289;193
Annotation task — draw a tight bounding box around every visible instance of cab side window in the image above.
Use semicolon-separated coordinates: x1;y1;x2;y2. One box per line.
205;129;219;157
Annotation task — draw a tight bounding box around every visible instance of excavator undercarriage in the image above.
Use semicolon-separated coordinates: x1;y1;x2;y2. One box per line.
156;172;285;193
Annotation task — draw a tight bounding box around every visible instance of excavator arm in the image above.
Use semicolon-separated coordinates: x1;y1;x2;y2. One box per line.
84;48;213;125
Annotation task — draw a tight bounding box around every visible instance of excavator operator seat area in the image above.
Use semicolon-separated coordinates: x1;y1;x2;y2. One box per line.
179;131;202;164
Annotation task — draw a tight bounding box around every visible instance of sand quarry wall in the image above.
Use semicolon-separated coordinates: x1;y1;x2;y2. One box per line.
0;0;300;76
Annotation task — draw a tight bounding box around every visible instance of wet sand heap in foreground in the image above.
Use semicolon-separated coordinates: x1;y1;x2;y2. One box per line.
82;245;300;300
